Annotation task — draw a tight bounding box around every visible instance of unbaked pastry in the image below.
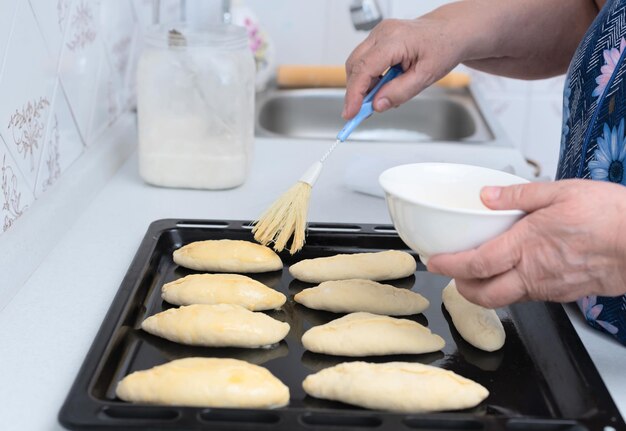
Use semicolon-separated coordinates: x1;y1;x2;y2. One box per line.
116;357;289;408
442;279;505;352
141;304;290;348
162;273;286;310
289;250;416;283
173;239;282;273
303;361;488;412
301;312;444;356
294;279;428;315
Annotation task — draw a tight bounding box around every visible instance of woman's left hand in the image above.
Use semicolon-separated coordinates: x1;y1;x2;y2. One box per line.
427;179;626;308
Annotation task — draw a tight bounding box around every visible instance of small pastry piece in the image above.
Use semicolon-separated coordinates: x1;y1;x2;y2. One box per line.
442;280;505;352
116;357;289;408
289;250;416;283
162;273;286;310
294;279;429;315
301;312;444;356
173;239;282;273
141;304;290;348
303;361;488;413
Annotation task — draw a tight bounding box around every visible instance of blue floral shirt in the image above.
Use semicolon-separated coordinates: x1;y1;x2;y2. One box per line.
558;0;626;343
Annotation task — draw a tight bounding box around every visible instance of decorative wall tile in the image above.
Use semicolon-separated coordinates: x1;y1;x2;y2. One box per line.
58;0;105;144
389;0;450;18
34;81;84;197
28;0;75;63
0;0;56;191
88;54;119;143
0;135;35;232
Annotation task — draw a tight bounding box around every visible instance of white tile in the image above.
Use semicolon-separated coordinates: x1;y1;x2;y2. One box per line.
468;69;532;97
0;0;56;191
58;0;105;144
524;97;563;179
323;0;391;65
35;81;84;197
0;0;19;79
88;54;120;144
0;135;36;234
28;0;74;65
99;0;136;112
483;96;530;151
244;0;329;65
530;74;567;97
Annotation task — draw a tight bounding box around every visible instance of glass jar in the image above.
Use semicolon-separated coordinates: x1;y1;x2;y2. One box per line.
137;24;255;189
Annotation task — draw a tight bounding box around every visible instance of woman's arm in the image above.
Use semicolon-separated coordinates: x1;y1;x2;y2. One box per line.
343;0;602;119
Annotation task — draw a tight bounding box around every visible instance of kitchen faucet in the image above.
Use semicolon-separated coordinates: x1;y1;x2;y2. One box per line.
350;0;382;31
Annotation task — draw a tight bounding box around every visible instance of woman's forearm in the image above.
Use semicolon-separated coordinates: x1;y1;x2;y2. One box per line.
436;0;601;78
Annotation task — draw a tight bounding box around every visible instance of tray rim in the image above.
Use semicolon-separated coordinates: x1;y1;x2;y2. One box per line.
58;218;626;431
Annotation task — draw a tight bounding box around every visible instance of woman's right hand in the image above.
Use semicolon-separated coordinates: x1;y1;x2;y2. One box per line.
342;16;467;120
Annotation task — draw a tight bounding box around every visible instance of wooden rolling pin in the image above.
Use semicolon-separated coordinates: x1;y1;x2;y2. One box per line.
276;65;470;89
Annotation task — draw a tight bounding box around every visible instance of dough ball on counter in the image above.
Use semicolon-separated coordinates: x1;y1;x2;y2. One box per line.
162;273;286;310
289;250;416;283
116;357;289;408
141;304;289;348
303;361;488;413
294;279;428;315
301;312;444;356
173;239;283;273
442;279;505;352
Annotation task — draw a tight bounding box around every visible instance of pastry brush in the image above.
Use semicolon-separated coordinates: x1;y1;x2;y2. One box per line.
253;65;404;254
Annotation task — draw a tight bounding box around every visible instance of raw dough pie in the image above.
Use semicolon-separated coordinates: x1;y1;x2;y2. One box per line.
301;312;444;356
303;361;488;412
289;250;416;283
442;279;505;352
294;279;429;315
116;357;289;408
162;273;286;310
173;239;283;273
141;304;290;348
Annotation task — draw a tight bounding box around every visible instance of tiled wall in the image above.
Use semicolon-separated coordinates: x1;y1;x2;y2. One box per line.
0;0;147;236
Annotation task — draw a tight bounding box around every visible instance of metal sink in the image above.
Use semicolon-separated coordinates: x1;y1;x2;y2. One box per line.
255;86;494;143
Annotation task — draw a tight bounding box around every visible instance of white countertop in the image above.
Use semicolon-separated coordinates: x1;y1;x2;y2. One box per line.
0;134;624;430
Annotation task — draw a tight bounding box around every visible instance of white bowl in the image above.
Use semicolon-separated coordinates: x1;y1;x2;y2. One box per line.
379;163;529;264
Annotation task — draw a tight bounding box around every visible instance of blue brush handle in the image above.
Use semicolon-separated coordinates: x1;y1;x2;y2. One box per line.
336;64;404;142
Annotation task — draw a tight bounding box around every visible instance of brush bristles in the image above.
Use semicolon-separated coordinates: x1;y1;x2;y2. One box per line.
253;181;312;254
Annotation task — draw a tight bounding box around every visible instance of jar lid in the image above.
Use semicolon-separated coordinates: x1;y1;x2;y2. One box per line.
144;23;248;50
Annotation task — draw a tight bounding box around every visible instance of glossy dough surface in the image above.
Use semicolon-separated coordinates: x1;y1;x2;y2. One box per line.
442;280;505;352
301;312;444;356
173;239;283;273
162;273;286;310
294;279;428;315
116;358;289;408
303;361;488;412
289;250;416;283
141;304;290;348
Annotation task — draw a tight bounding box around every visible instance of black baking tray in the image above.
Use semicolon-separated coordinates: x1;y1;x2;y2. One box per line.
59;219;625;431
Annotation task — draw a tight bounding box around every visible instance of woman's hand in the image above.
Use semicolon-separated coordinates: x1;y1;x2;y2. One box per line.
427;179;626;308
342;17;465;119
343;0;600;120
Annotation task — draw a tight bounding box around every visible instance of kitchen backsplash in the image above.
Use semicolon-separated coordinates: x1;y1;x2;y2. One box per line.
0;0;564;239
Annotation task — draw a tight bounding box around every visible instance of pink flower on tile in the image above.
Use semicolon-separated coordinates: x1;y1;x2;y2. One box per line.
592;38;626;97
